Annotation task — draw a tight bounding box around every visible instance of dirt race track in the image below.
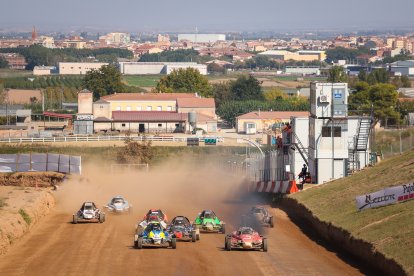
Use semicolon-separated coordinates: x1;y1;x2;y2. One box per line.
0;163;367;276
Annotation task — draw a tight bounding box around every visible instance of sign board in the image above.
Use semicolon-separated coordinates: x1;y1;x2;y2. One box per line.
355;182;414;211
76;114;94;121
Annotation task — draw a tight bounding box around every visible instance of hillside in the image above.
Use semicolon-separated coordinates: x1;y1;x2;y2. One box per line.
290;150;414;274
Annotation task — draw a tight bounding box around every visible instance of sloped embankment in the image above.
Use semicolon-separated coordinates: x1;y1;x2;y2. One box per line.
0;187;56;255
0;172;65;188
285;150;414;275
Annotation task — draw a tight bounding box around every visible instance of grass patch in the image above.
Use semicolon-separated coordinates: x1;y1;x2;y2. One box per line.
0;68;33;78
0;197;8;208
123;75;162;87
0;144;248;165
18;209;32;225
291;150;414;274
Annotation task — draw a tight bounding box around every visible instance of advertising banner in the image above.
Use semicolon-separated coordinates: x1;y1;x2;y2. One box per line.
356;182;414;211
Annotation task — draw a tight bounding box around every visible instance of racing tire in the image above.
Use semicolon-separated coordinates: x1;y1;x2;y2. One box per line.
196;233;200;240
262;238;268;252
171;238;177;249
224;236;227;249
134;240;138;249
137;238;143;249
269;217;274;228
99;214;104;223
220;224;226;234
226;237;232;251
73;215;78;224
191;231;196;242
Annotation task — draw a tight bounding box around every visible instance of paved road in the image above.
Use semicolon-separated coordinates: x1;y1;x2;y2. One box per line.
0;166;365;276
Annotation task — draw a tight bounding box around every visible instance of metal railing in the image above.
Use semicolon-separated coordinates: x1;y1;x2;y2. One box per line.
0;135;224;144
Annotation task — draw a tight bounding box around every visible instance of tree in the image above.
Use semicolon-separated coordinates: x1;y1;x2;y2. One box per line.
401;75;411;88
358;69;368;82
156;68;211;97
349;82;399;126
0;57;8;68
263;88;287;101
229;75;263;101
367;68;389;85
327;66;348;83
117;132;153;164
82;64;125;99
211;82;232;107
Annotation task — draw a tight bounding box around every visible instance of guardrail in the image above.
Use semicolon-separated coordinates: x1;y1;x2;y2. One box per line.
0;135;224;144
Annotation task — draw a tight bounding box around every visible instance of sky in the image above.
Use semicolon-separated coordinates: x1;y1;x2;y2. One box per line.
1;0;413;33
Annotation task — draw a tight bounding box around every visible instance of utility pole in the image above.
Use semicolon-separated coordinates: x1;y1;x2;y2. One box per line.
331;83;335;180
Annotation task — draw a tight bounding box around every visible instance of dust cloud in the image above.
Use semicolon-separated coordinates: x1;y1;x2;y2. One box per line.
54;153;265;233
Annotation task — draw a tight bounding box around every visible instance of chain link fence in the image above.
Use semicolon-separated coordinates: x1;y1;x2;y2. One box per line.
373;127;414;158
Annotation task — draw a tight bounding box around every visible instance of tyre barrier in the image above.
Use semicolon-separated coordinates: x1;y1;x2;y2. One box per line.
252;180;298;194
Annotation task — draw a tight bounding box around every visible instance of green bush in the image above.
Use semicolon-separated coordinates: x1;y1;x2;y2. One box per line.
18;209;32;225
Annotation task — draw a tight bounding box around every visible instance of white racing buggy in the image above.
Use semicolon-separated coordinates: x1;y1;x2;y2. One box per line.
242;206;274;228
73;202;105;224
105;195;132;214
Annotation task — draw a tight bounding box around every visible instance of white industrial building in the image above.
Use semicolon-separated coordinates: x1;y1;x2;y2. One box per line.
59;62;108;75
178;34;226;43
285;66;321;76
118;62;207;75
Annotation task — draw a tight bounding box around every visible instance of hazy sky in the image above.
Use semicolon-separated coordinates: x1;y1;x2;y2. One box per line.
1;0;413;32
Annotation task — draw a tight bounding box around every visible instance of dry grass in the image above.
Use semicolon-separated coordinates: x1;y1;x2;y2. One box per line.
291;150;414;274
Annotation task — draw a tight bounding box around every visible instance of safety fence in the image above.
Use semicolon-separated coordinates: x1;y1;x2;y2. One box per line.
247;150;298;194
0;153;81;174
0;135;224;144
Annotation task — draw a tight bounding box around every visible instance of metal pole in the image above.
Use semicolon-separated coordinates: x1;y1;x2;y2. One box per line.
399;130;402;154
331;83;335;180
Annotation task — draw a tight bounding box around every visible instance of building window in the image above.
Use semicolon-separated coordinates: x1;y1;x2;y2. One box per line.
116;106;121;111
175;124;179;127
147;106;152;111
158;123;162;127
334;126;341;137
136;106;142;111
157;106;162;111
126;106;131;111
322;126;341;137
167;106;172;111
322;127;330;137
122;123;126;127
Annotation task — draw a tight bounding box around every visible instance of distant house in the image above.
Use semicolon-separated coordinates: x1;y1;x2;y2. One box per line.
87;92;217;134
0;53;27;70
236;111;309;134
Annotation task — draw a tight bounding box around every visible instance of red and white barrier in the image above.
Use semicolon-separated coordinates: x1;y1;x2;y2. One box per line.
252;180;298;194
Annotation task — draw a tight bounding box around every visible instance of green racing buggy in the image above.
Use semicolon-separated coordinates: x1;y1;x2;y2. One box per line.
193;210;225;233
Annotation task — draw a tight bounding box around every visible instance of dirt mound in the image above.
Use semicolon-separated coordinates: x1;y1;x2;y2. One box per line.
0;187;55;255
0;172;65;188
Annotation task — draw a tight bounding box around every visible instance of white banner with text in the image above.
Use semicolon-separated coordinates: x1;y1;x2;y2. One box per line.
355;182;414;211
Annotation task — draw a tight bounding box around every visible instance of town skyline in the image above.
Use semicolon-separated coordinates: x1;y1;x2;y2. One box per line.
1;0;414;33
